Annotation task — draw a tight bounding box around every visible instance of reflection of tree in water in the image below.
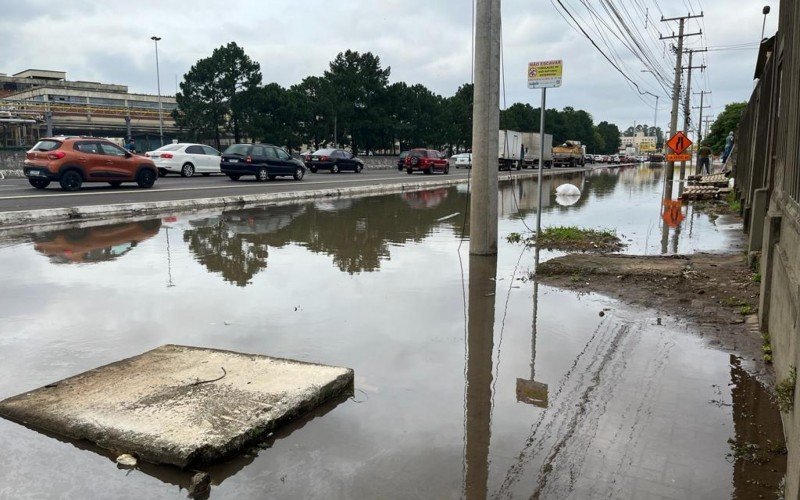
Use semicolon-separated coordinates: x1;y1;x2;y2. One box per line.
183;189;467;285
183;220;270;287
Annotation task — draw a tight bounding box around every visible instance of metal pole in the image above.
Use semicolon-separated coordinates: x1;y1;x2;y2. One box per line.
761;6;771;40
536;88;546;235
665;18;685;200
469;0;501;255
680;49;693;181
654;95;658;139
151;36;164;147
696;91;705;174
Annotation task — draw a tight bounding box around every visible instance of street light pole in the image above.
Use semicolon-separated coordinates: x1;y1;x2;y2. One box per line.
761;5;771;40
151;36;164;147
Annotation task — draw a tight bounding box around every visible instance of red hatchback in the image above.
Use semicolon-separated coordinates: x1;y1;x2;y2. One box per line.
403;148;449;175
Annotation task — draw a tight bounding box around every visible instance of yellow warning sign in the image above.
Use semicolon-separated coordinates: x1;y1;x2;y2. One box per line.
666;153;691;162
528;60;563;89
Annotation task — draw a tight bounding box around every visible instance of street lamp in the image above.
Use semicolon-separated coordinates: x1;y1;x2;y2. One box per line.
150;36;164;147
761;5;771;40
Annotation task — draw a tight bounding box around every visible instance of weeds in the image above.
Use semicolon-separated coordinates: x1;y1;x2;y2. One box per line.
740;304;756;315
752;272;762;283
762;332;773;364
506;232;522;244
532;226;625;252
720;296;748;307
727;190;742;213
776;366;797;413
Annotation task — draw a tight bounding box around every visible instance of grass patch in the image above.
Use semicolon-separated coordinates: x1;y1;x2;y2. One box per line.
529;226;625;252
506;232;523;244
740;304;756;315
720;296;748;307
752;272;762;283
726;190;742;213
762;332;773;364
776;366;797;413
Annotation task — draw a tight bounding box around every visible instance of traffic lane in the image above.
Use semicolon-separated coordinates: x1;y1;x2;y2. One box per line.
0;169;477;212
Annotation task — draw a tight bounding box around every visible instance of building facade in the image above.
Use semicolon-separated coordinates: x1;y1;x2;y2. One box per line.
620;130;657;154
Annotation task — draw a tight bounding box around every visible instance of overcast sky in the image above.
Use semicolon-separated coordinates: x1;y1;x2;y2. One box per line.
0;0;777;130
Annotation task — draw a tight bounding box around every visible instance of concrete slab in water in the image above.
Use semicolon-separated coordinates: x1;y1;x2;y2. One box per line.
0;344;353;468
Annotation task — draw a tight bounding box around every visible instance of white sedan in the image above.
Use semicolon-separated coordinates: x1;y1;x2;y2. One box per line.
146;143;222;177
452;153;472;168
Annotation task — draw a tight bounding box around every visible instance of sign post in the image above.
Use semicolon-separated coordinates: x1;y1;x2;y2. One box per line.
528;60;562;235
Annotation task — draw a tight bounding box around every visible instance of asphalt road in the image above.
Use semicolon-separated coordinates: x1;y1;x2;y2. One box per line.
0;167;588;213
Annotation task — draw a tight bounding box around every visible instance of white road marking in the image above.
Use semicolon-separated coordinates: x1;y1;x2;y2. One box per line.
0;173;470;201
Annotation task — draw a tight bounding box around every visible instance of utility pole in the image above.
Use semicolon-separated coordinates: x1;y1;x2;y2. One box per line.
692;91;711;174
470;0;501;255
681;48;706;179
702;116;715;141
660;13;703;199
151;36;164;147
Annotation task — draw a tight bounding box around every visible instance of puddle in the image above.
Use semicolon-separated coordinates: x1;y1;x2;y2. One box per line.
0;166;783;498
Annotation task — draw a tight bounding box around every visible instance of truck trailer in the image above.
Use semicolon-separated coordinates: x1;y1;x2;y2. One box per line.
520;132;554;169
498;130;523;170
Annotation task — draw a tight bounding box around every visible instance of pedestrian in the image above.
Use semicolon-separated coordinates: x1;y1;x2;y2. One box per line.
720;131;734;164
697;144;712;175
125;138;136;154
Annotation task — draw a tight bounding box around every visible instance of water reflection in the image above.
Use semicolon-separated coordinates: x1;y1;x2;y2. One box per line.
32;220;161;264
516;248;548;408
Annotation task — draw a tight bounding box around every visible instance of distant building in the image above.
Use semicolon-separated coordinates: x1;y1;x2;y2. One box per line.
0;69;177;149
620;130;657;154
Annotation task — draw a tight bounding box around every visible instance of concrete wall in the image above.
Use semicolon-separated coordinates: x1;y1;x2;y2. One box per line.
0;150;25;174
737;2;800;498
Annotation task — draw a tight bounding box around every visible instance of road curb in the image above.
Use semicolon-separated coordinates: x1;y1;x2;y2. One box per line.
0;168;591;229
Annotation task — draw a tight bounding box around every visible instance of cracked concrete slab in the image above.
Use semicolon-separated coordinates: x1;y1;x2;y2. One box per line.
0;344;353;468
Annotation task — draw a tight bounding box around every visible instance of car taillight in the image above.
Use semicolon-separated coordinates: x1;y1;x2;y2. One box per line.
47;151;66;160
245;155;252;163
161;153;173;159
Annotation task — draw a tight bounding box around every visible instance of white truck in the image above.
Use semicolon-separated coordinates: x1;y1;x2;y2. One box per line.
520;132;553;169
498;130;523;170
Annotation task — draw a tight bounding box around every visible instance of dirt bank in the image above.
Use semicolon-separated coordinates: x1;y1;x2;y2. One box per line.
537;251;771;384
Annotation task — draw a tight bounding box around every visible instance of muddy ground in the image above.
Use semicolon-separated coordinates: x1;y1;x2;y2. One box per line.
537;203;771;387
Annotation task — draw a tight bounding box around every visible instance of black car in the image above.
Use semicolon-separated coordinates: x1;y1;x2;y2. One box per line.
397;151;409;170
306;148;364;174
220;143;306;181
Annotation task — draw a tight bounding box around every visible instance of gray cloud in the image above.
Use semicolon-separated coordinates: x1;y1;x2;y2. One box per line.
0;0;777;128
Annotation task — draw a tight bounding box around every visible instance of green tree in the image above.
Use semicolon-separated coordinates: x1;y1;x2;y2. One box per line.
448;83;474;151
291;76;335;150
703;102;747;154
175;42;262;148
595;121;621;154
500;103;537;131
324;50;391;153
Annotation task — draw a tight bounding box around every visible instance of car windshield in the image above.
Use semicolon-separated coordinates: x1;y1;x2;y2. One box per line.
31;140;62;152
223;144;251;155
313;149;335;155
409;150;426;158
155;144;182;152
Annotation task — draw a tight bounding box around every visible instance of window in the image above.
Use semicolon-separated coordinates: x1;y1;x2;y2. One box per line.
155;144;182;152
251;146;266;157
275;148;291;160
74;142;101;154
223;144;251;156
202;145;219;156
264;147;279;159
99;143;128;157
186;145;204;155
32;139;61;152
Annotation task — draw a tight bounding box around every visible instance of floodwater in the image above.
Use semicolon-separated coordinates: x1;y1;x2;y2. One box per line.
0;166;785;499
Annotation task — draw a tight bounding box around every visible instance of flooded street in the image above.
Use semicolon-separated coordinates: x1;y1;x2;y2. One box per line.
0;166;785;499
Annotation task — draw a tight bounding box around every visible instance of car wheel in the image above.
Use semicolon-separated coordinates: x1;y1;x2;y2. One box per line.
227;174;240;181
310;166;318;173
181;163;194;177
293;166;305;181
158;168;167;177
355;164;363;173
256;168;268;182
136;169;157;188
444;165;450;175
331;163;340;174
59;170;83;191
406;168;413;174
28;178;50;189
108;181;123;187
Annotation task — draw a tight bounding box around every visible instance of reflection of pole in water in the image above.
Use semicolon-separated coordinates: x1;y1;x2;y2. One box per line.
464;255;497;500
516;247;548;408
660;218;669;255
165;226;175;288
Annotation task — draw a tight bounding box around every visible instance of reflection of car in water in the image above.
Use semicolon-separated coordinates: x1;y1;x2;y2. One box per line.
401;188;449;209
33;220;162;264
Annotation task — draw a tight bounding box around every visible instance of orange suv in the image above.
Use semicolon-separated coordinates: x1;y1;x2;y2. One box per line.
24;137;158;191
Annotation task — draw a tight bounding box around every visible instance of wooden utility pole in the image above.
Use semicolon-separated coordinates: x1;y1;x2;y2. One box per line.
660;13;703;199
693;91;711;174
470;0;501;255
681;49;706;179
